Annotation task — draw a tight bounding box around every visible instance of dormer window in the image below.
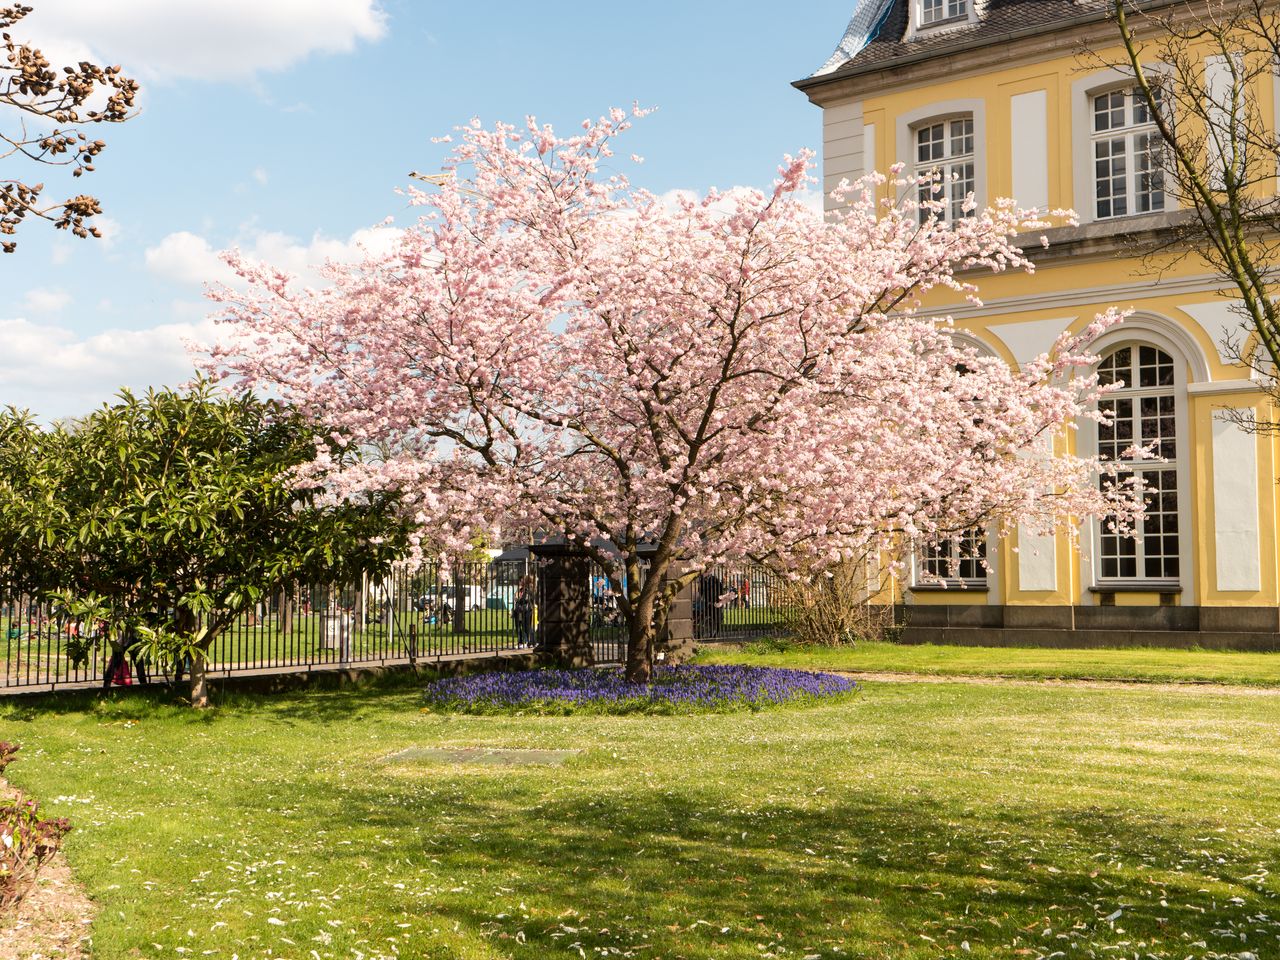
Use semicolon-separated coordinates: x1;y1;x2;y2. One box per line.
920;0;968;26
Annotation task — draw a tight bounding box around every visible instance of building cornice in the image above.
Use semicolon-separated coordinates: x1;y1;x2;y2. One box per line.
937;269;1231;319
794;0;1188;104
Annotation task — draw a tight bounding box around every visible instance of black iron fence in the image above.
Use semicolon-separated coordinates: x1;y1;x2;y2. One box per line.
693;564;788;641
1;558;534;693
1;557;787;693
585;561;787;660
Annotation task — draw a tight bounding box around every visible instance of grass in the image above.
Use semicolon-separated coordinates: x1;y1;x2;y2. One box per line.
696;638;1280;686
1;673;1278;959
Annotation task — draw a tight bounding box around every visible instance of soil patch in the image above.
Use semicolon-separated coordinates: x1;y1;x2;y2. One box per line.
0;780;95;960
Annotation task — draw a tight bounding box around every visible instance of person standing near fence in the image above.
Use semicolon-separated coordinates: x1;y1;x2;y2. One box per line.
694;571;726;639
102;621;149;688
513;574;535;646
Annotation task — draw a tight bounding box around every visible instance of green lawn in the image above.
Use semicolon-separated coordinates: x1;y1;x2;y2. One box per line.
2;675;1278;958
697;639;1280;686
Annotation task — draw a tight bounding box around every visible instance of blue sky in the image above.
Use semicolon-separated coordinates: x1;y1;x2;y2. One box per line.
0;1;855;418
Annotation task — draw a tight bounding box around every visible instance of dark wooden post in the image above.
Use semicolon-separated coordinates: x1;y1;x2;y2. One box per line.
529;544;593;668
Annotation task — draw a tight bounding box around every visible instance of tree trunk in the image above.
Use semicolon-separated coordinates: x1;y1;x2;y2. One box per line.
624;617;653;683
623;556;658;683
279;589;293;637
453;578;467;635
190;648;210;709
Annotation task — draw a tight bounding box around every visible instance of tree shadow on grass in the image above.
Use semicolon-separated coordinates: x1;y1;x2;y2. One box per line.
212;769;1280;959
0;669;428;725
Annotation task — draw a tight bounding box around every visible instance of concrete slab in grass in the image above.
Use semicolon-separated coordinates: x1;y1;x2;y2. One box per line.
382;746;583;767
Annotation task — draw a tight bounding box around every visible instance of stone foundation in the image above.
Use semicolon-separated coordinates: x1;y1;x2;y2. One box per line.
897;604;1280;651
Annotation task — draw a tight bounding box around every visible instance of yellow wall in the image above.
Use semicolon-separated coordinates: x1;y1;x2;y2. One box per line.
834;37;1279;609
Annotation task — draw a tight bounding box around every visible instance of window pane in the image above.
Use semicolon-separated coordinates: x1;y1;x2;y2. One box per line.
950;118;974;157
917;122;944;163
1094;91;1125;132
1098;347;1130;387
1095;138;1127;219
950;161;974;220
1134;132;1166;213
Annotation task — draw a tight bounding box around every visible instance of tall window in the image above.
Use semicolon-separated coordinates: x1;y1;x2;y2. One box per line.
1096;345;1179;581
1092;88;1164;219
916;116;974;223
920;0;967;25
921;529;987;584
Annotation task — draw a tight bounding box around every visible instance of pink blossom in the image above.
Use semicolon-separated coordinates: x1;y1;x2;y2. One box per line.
201;107;1138;677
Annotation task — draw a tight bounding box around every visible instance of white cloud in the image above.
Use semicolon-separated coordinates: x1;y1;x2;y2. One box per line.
95;216;121;248
18;1;388;82
144;224;404;290
252;167;269;187
21;287;72;314
144;231;234;286
0;316;217;420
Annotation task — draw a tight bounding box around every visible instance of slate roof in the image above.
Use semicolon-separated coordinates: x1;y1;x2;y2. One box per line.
797;0;1111;87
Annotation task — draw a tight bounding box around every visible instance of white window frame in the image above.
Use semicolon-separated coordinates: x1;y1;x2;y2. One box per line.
914;529;990;588
1089;87;1165;220
896;99;987;221
1078;321;1196;601
913;115;976;223
907;0;978;38
1094;344;1180;582
1072;68;1176;225
907;329;1001;599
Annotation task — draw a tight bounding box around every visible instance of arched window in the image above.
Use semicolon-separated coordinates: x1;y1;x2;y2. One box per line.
1096;344;1179;581
913;350;992;591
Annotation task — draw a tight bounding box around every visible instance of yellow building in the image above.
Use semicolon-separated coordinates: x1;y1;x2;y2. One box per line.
797;0;1280;647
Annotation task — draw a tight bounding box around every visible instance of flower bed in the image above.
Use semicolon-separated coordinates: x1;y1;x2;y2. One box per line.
420;664;857;715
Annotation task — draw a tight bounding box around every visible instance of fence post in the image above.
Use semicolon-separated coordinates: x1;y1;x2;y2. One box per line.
529;544;593;668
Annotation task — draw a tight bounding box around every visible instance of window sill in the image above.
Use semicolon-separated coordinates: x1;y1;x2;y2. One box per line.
917;14;969;29
1019;209;1196;261
1089;582;1182;594
911;581;990;592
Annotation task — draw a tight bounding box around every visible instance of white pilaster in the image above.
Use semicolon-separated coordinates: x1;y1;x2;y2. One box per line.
1010;90;1049;211
1212;413;1261;591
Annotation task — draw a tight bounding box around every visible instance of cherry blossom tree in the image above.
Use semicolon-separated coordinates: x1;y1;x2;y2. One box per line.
206;107;1134;682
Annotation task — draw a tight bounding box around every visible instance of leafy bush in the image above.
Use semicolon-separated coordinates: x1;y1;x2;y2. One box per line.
0;742;72;910
421;665;857;715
